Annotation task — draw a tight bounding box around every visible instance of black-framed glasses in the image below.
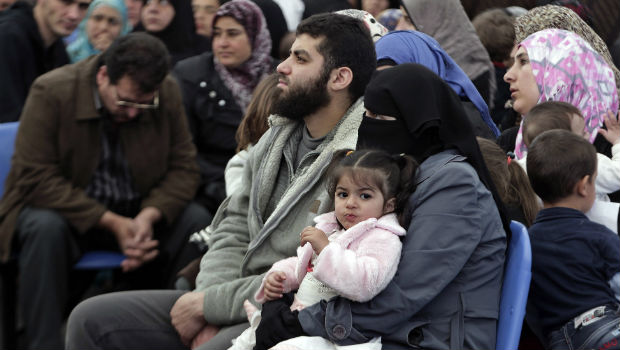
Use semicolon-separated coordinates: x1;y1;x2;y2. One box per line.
115;90;159;110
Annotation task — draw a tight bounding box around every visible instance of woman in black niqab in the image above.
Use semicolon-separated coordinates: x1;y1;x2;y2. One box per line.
358;63;510;234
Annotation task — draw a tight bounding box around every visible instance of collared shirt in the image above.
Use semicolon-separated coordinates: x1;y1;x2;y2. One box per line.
84;88;142;217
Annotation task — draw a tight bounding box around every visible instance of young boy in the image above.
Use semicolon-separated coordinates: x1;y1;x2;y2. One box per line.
526;129;620;350
521;102;620;198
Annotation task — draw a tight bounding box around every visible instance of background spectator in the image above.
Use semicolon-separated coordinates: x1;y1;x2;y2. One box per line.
401;0;496;106
173;0;273;213
477;137;540;227
0;0;91;122
472;8;517;129
374;30;499;138
67;0;132;62
139;0;209;65
124;0;142;27
192;0;227;43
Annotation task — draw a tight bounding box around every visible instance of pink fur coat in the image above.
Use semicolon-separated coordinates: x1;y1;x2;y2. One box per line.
254;212;406;304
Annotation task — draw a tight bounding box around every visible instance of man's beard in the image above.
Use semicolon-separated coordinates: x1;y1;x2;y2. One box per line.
273;67;332;121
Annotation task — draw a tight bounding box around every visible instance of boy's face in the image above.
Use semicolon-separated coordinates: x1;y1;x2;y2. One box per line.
570;113;587;139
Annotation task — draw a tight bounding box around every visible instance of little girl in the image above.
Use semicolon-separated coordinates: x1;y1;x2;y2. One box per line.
228;149;418;350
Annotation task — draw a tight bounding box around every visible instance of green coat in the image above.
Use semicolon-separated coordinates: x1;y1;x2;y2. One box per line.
194;98;365;325
0;55;200;262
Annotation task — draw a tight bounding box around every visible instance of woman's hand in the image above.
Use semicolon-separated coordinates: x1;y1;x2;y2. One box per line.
300;227;329;255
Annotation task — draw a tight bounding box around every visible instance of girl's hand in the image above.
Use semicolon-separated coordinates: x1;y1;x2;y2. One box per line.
599;110;620;145
264;271;286;301
300;227;329;255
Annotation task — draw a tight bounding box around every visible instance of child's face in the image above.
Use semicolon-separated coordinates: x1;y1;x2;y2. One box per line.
334;174;394;230
570;113;587;139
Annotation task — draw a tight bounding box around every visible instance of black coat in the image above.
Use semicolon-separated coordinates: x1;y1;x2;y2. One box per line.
173;52;243;212
0;2;70;123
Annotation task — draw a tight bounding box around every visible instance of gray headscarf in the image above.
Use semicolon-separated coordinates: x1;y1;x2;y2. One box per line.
401;0;496;106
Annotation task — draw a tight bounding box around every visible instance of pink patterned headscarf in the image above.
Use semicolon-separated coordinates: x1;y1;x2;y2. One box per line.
514;28;618;159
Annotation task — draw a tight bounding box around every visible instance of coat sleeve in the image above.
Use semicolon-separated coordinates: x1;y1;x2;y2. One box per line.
10;79;107;232
254;255;301;304
139;77;200;223
299;162;495;343
194;135;272;325
312;229;402;302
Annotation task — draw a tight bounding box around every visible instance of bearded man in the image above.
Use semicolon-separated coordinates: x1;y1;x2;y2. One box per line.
66;12;377;350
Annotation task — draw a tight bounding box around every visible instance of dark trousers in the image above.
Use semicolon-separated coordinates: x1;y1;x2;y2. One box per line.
548;305;620;350
15;202;211;349
254;292;305;350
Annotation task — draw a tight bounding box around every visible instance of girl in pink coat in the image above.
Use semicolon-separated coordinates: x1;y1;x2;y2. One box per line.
229;149;418;350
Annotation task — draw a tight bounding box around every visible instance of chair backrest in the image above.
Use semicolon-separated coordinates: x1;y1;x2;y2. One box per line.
496;220;532;350
74;251;126;270
0;122;19;200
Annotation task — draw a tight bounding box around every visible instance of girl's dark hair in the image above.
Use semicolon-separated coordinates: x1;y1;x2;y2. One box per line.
235;73;280;152
326;149;418;226
477;137;540;226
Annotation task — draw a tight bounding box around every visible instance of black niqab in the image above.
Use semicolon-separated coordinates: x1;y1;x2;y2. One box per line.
360;63;510;234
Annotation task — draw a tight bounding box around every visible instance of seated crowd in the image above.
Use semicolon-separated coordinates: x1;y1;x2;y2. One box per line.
0;0;619;349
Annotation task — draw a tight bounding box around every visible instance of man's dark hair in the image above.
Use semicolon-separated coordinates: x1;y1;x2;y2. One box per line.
100;33;170;93
523;101;581;147
296;13;376;101
527;129;597;204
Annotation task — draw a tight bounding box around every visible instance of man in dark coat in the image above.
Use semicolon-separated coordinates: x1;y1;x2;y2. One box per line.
0;0;91;123
0;33;210;349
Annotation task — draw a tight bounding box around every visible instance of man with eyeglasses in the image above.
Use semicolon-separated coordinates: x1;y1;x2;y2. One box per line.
0;0;92;123
0;33;211;349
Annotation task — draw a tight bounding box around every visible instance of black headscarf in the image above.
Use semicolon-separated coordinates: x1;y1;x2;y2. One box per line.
359;63;510;234
137;0;209;65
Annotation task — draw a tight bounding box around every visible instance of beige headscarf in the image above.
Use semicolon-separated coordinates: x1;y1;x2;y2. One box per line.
515;5;620;92
401;0;496;105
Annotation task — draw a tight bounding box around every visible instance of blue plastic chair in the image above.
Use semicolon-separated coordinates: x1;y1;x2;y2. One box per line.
0;121;125;269
0;122;19;199
496;221;532;350
74;251;126;270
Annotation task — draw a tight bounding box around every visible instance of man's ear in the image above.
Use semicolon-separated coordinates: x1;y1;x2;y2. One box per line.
96;65;108;86
383;197;396;214
575;175;590;197
329;67;353;92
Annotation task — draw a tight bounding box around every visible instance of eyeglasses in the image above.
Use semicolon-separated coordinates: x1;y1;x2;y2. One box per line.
115;90;159;110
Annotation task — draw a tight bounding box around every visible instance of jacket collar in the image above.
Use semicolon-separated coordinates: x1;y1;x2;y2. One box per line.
534;207;587;224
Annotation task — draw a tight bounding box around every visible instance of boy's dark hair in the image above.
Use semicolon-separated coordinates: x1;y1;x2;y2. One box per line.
100;33;170;94
472;8;515;63
523;101;581;147
527;129;597;204
326;149;418;226
296;13;376;102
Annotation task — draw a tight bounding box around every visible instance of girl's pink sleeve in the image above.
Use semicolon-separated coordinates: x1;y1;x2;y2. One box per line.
254;256;300;303
312;228;402;302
